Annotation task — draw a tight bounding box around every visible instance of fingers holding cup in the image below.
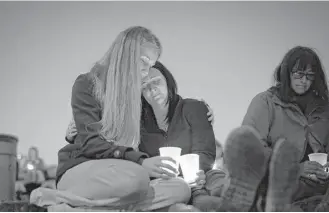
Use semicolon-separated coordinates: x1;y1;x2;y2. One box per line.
195;170;206;186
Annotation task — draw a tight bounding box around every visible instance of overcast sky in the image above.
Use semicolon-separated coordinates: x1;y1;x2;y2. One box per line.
1;1;328;165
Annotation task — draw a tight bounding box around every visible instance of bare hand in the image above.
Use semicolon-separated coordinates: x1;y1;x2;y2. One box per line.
141;156;178;179
66;119;77;141
200;99;214;125
300;161;329;180
189;170;206;188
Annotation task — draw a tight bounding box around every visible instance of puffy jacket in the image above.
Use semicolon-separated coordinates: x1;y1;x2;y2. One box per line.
242;89;329;161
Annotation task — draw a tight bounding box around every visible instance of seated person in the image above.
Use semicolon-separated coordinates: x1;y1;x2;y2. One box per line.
216;46;329;212
30;26;195;212
66;61;227;211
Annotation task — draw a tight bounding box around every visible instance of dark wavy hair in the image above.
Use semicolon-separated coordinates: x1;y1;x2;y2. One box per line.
141;61;179;127
273;46;328;103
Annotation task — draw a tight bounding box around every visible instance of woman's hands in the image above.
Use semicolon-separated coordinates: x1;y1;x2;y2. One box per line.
189;170;206;188
66;119;77;141
200;99;214;125
300;161;329;183
141;156;179;179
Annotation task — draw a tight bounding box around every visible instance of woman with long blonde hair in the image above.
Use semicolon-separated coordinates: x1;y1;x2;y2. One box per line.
30;26;193;211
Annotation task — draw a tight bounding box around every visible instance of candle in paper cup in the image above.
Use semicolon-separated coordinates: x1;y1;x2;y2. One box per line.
179;154;199;184
308;153;328;166
159;147;182;175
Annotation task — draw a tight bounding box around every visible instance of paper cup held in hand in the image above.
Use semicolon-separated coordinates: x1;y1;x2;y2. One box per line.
308;153;328;166
159;147;182;175
179;154;199;184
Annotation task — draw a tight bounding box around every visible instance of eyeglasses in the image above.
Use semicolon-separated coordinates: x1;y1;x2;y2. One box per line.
291;71;315;81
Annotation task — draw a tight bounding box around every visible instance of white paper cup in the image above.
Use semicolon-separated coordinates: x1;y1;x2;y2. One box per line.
179;154;200;184
159;147;182;175
308;153;328;166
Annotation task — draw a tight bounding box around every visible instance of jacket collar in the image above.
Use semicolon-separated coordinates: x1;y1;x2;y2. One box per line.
267;87;327;116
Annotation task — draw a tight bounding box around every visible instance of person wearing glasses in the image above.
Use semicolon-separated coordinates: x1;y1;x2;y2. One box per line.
219;46;329;211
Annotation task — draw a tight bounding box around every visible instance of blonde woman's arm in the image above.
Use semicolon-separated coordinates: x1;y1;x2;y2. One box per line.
69;74;149;163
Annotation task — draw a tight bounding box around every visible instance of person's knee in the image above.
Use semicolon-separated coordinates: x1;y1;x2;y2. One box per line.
168;178;191;203
57;160;150;201
123;162;150;197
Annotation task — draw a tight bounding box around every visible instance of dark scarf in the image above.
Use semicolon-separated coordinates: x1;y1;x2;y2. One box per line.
291;89;315;114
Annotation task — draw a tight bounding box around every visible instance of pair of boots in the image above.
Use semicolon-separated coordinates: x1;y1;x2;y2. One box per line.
194;125;302;212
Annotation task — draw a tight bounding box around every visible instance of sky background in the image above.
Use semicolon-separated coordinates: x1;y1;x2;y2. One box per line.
1;1;329;165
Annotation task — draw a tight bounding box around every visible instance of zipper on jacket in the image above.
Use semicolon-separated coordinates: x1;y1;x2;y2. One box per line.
301;106;321;162
307;106;320;119
163;132;168;139
300;134;308;162
300;115;321;163
291;105;320;162
160;130;168;147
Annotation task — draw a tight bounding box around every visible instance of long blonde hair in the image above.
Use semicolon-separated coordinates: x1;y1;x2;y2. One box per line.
89;26;161;149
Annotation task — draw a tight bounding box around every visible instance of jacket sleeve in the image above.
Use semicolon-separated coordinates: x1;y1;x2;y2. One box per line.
242;93;272;146
72;74;148;163
185;100;216;173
